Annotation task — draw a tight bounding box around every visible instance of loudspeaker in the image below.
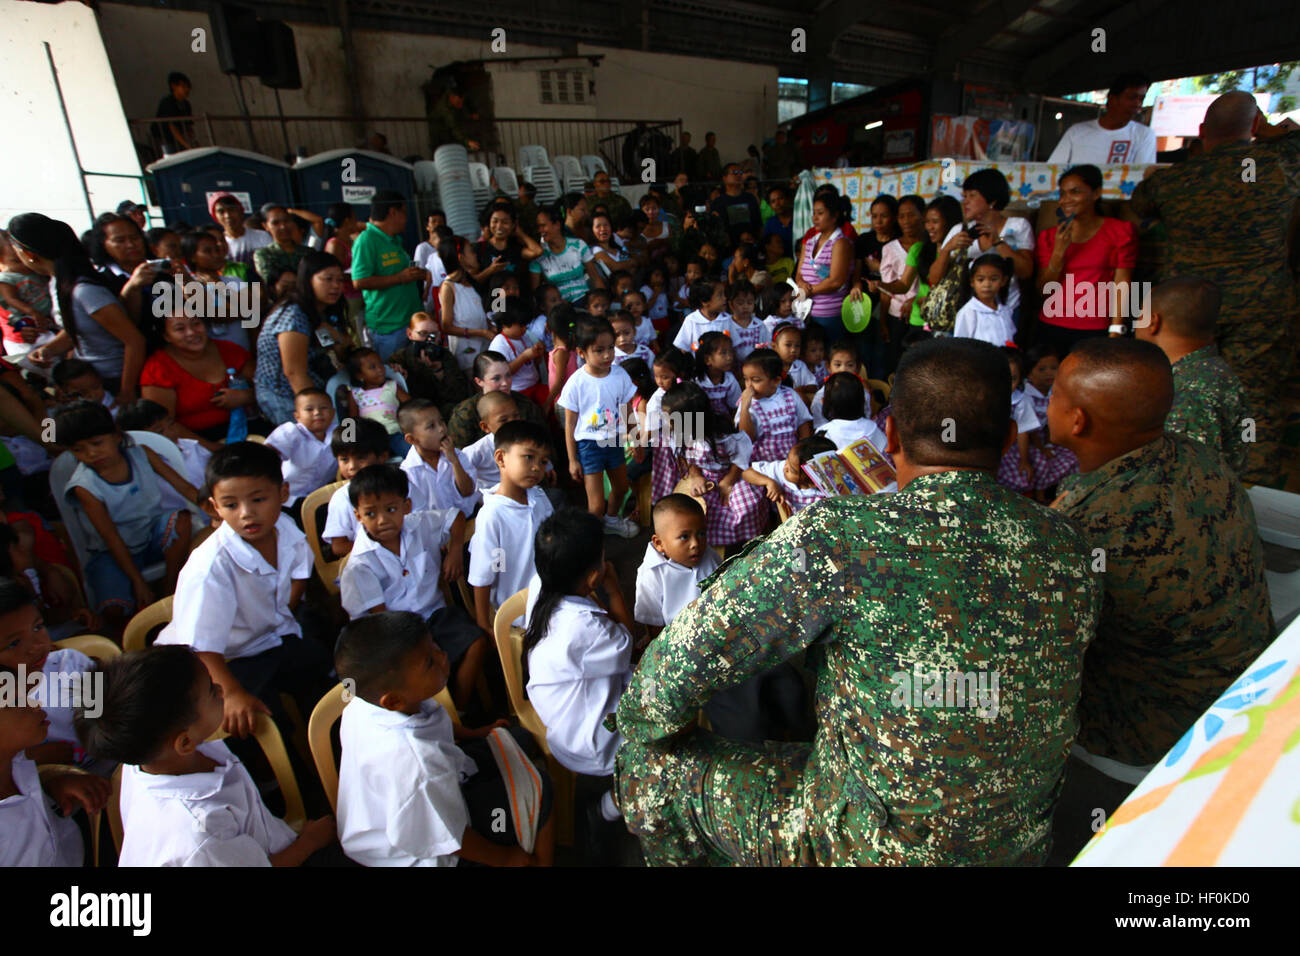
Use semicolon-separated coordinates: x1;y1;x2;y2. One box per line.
259;20;302;90
210;2;263;76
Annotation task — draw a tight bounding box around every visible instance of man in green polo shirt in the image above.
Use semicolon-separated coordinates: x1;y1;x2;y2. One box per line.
352;190;427;359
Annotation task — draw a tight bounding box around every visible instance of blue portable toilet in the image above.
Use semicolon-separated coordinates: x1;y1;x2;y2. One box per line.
293;149;419;252
146;147;294;228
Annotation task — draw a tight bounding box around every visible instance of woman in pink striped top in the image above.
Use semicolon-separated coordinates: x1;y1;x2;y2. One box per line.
793;186;854;346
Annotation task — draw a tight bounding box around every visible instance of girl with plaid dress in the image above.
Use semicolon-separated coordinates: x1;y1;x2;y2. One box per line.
1021;344;1079;497
735;348;813;464
651;383;766;546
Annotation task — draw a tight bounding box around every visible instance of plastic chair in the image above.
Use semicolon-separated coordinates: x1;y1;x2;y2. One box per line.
122;595;173;653
580;154;608;181
776;499;793;523
105;711;307;855
522;165;561;204
308;681;460;814
468;162;494;208
866;378;892;402
517;144;550;175
54;634;122;662
245;434;267;444
552;155;586;194
493;588;575;845
413;160;439;193
40;764;103;865
634;472;653;529
491;166;519;196
302;480;348;596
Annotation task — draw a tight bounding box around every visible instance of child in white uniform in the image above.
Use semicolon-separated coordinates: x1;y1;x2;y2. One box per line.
634;494;720;642
817;372;890;452
78;646;335;866
810;342;870;428
265;387;338;514
954;254;1017;348
334;612;554;866
672;279;730;353
322;418;391;558
743;435;837;515
398;399;480;517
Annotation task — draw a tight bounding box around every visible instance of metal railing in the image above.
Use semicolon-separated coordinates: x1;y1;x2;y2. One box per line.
128;115;682;183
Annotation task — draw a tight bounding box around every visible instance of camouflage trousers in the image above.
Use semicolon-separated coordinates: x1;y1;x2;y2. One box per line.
615;731;815;866
1218;314;1297;486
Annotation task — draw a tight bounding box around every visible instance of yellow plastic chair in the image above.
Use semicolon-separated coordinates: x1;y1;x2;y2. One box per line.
54;634;122;662
866;377;891;416
775;499;793;523
634;472;653;529
104;712;307;856
302;480;348;595
122;596;174;653
307;682;460;814
493;588;575;845
244;434;267;444
39;764;104;866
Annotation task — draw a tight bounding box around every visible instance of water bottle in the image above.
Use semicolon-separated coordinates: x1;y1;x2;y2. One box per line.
223;367;250;443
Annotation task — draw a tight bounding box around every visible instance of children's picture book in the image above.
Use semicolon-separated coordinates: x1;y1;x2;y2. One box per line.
801;437;897;496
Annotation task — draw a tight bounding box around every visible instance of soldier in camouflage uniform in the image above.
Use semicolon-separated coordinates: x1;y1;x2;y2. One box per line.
1047;338;1273;857
1129;92;1300;485
614;339;1101;866
1136;276;1250;473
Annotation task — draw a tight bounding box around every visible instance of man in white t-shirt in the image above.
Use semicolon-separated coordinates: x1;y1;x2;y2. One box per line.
212;195;272;268
1048;72;1156;166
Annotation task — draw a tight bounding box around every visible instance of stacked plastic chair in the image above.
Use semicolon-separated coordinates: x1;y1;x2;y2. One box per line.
413;160;438;194
468;162;494;210
523;164;562;204
433;144;480;240
491;166;519;197
518;144;550;174
552;155;586;194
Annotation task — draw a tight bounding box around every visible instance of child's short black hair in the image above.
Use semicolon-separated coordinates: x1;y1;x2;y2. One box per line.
822;371;866;421
651;493;704;535
801;323;827;353
345;347;380;384
621;287;646;305
573;316;614;351
51;358;101;389
494;420;550;456
688;279;719;310
654;346;694;382
547;302;579;343
348;463;409;508
0;575;34;619
492;297;531;332
116;398;169;433
727;277;756;302
331;417;391;458
621;357;654;401
205;440;284;490
533;282;557;310
586;288;611;306
397;397;439;435
741;347;783;380
828;340;858;362
295;386;330;402
971;252;1011;282
772;323;803;346
76;647;201;766
334;611;429;705
52;400;117;446
793;435;836;465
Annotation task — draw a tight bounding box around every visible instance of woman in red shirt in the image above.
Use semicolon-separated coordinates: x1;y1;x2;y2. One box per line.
1035;164;1138;356
139;312;255;447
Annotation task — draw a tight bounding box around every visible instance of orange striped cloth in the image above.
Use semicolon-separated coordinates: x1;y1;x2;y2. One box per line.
486;727;544;853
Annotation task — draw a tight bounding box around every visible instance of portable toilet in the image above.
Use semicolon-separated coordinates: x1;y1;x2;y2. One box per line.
146;147;294;228
293;149;419;251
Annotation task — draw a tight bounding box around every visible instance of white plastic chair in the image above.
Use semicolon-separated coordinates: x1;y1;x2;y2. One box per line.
50;431;202;608
468;161;494;208
580;154;608;181
413;160;439;193
517;144;550;175
523;165;561;204
552;155;585;194
491;166;519;196
326;368;408;406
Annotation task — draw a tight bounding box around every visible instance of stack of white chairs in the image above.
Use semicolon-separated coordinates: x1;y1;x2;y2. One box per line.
468;162;494;210
491;166;519;197
552;154;586;194
522;164;562;204
433;144;480;240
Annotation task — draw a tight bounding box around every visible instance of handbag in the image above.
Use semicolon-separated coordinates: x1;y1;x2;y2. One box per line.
922;251;969;334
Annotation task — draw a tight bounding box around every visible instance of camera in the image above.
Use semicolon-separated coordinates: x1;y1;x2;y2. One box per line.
411;337;442;361
146;258;172;271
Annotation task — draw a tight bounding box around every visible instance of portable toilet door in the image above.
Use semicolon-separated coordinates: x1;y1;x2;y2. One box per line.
292;149;419;252
145;147;294;229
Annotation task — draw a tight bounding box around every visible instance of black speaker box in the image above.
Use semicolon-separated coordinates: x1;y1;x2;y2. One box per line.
259;20;302;90
210;2;263;76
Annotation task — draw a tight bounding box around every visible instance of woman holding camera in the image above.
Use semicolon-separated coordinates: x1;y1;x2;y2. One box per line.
90;212;179;327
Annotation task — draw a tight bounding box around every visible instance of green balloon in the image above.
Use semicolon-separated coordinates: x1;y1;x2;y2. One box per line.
841;294;872;333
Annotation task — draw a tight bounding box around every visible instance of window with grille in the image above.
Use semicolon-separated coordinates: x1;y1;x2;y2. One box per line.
539;69;593;106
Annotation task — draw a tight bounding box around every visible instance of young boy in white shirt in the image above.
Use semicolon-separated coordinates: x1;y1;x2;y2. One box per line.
323;417;392;557
334;611;554;867
468;420;554;631
462;391;520;492
611;312;654;367
78;646;336;866
398;398;480;517
743;435;837;514
155;441;335;742
633;494;720;643
265;387;338;523
338;464;487;710
671;279;730;353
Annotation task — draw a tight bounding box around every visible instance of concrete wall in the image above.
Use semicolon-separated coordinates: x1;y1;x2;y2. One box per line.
0;0;146;233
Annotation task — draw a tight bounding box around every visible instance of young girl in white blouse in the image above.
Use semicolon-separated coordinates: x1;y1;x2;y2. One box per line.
810;341;870;427
816;372;890;452
953;254;1017;348
694;331;741;417
523;509;634;826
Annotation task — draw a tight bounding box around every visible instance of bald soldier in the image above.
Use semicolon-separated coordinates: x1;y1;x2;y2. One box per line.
1135;276;1250;474
1047;338;1273;858
615;338;1101;866
1130;91;1300;484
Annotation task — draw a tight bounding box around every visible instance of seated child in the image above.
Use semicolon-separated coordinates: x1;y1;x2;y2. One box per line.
652;382;766;547
117;398;212;492
953;254;1016;348
52;358;116;416
0;230;57;364
526;283;561;352
0;526;96;641
811;341;869;427
341;347;410;457
996;347;1044;494
323;417;392;558
771;323;818;394
468;421;555;631
725;278;765;362
55;401;195;631
78;646;336;866
693;331;741;417
1020;343;1078;497
585;287;613;319
816;372;890;451
743;435;837;514
630;277;664;340
462;391;527;491
384;311;472;423
334;612;554;866
633;494;720;642
339;464;487;709
736;348;813;463
759;283;798;338
155;442;334;743
0;577;99;768
523;509;632;825
801;323;828;384
671;279;730;353
265;387;338;518
487;300;547;407
399;398;480;516
611;312;654;367
1;692;107;866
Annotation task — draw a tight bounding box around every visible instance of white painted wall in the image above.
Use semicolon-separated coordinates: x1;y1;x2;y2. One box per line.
0;0;146;234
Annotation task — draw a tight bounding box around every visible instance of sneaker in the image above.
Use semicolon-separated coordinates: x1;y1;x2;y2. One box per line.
608;515;638;538
602;515;624;537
